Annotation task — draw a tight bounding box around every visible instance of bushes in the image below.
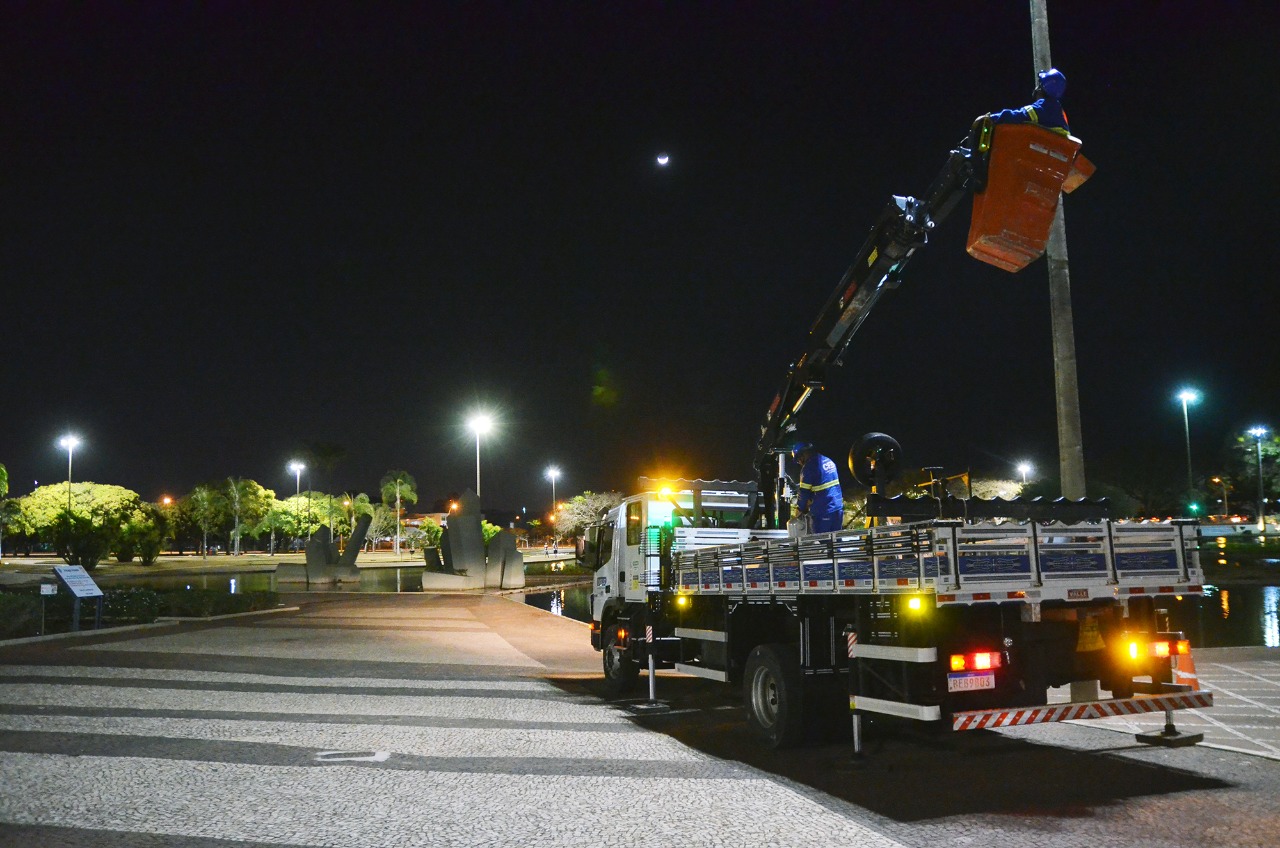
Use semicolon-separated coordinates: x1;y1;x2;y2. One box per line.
0;593;42;639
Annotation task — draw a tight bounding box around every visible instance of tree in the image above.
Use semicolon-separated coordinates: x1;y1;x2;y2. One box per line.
341;492;374;538
119;503;169;565
380;470;418;556
1227;430;1280;519
53;508;117;569
18;482;146;564
248;501;291;555
225;478;274;555
558;491;624;539
366;504;398;551
185;485;228;559
0;462;10;557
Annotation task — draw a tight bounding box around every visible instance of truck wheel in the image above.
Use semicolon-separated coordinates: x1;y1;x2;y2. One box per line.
744;643;803;748
602;623;640;695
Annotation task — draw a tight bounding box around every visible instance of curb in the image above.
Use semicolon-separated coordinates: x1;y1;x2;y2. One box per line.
0;605;301;647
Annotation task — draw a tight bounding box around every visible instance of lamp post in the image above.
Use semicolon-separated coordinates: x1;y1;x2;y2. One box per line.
58;435;81;518
289;461;305;548
1177;389;1200;504
545;466;560;545
1016;462;1032;485
467;413;494;498
1248;427;1268;532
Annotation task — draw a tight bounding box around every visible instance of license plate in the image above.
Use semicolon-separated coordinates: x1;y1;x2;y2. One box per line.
947;671;995;692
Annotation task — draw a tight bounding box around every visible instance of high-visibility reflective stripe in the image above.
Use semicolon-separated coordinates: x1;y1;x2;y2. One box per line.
1026;106;1039;124
798;481;815;490
812;479;840;491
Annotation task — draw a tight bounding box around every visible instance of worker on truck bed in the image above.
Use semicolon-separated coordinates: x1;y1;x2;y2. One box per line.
791;440;844;533
987;67;1070;136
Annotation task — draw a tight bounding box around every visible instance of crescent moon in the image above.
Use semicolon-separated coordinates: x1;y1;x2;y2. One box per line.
657;154;670;166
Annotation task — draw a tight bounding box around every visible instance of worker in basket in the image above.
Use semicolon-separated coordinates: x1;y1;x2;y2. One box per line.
967;68;1070;155
990;67;1070;135
790;439;844;533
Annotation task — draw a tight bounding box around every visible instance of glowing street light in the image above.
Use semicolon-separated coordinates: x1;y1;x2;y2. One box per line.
58;434;81;517
467;413;494;498
1248;426;1268;532
1016;462;1033;485
1176;388;1201;505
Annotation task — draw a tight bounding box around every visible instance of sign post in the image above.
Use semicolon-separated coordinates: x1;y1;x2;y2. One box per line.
53;565;104;632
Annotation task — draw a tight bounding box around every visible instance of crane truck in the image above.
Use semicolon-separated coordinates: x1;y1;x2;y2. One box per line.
579;120;1211;750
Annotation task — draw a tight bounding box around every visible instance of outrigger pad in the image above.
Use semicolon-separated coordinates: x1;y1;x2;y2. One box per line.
1135;728;1204;748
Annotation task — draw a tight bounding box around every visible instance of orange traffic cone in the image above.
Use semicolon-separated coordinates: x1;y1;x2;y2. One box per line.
1172;647;1200;691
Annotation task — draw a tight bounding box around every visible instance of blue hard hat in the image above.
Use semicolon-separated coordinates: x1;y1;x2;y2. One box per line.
789;439;816;458
1037;68;1066;99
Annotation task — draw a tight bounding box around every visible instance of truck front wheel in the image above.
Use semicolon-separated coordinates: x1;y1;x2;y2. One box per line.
744;643;803;748
602;623;640;695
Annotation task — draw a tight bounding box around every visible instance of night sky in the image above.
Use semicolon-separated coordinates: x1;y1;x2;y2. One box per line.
3;2;1276;512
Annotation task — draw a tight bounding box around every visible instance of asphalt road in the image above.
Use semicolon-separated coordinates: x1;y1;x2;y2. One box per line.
1;593;1277;848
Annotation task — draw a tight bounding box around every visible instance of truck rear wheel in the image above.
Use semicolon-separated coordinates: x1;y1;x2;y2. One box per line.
602;623;640;695
744;643;803;748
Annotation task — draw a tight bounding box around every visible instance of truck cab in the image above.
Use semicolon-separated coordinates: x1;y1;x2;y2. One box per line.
577;481;769;653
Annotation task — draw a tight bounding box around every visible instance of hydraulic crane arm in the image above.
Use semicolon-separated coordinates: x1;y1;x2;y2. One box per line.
749;145;979;528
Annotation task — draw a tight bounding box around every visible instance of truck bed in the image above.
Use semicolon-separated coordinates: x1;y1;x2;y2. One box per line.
671;519;1203;605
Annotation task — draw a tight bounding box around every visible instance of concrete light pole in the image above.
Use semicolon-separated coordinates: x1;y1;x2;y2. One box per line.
1248;427;1268;532
58;435;81;518
1177;389;1200;499
467;413;494;498
545;466;560;544
289;461;305;548
1030;0;1086;500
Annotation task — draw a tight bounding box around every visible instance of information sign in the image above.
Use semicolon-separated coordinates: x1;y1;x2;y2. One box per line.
53;565;104;599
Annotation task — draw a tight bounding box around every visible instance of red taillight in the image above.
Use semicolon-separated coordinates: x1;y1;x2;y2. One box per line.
1152;641;1171;658
950;651;1003;672
1176;639;1191;655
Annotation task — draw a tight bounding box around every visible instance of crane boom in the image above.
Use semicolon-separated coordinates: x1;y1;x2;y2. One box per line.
750;144;979;527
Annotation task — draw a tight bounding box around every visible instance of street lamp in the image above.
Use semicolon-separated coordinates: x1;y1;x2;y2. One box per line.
1248;427;1268;532
1016;462;1032;485
58;434;81;517
467;413;494;498
545;466;561;545
288;461;305;547
1176;388;1201;504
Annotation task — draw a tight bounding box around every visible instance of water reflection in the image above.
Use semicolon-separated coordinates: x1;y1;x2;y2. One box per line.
1265;586;1279;648
524;586;591;621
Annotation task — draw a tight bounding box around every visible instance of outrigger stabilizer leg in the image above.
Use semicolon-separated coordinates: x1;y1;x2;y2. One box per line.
1135;708;1204;748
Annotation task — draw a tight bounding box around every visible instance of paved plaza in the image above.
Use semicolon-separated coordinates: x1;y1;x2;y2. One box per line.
0;593;1278;848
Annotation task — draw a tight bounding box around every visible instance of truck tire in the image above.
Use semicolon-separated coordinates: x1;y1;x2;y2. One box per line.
602;623;640;695
744;643;803;748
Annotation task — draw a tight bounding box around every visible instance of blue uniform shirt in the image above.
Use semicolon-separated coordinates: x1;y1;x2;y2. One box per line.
797;453;843;529
990;95;1070;136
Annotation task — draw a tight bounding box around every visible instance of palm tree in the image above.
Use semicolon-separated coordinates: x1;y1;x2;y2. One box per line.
339;492;374;549
380;470;418;557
